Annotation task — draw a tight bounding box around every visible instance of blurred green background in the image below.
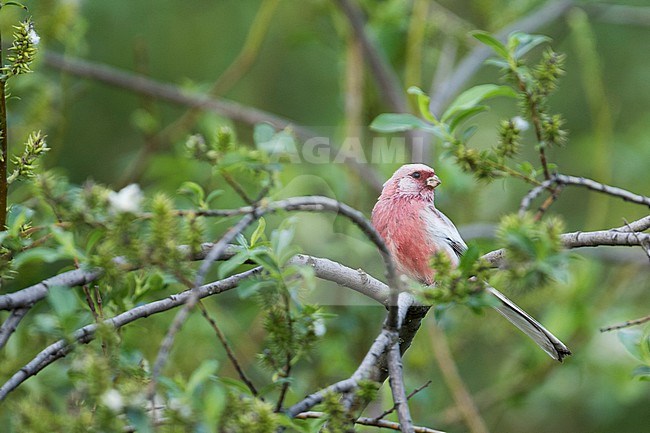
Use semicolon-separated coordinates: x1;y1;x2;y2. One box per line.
2;0;650;432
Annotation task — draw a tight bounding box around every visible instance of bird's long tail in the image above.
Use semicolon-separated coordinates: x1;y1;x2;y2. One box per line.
486;285;571;362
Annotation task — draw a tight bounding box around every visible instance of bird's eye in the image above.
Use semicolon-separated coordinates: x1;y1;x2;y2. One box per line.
410;172;421;179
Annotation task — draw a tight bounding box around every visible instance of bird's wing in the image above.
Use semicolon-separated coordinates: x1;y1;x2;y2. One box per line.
428;206;571;361
485;284;571;361
425;206;468;258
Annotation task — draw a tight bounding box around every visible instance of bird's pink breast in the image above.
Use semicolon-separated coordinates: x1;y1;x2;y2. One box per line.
372;196;437;285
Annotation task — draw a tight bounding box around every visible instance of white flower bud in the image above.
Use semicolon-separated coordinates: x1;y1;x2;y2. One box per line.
102;389;124;412
108;184;143;214
313;318;326;337
511;116;530;131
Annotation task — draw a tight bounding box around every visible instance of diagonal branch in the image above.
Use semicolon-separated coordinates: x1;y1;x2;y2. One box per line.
334;0;407;113
42;52;384;192
519;173;650;216
0;267;262;401
0;307;29;350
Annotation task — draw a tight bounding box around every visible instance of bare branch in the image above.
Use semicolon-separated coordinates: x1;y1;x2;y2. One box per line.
287;329;394;417
374;380;432;421
0;307;29;349
42;51;384;192
334;0;407;113
482;228;650;267
295;411;446;433
0;267;102;310
386;335;415;433
0;268;262;401
600;314;650;332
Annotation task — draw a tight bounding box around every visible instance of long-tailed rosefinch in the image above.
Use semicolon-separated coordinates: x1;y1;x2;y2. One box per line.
372;163;571;361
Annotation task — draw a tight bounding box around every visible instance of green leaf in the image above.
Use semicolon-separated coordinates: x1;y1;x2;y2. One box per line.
1;1;28;10
251;217;267;246
178;181;205;204
12;247;67;268
370;113;445;138
253;123;276;147
47;285;78;317
618;329;644;361
458;244;480;274
462;125;479;142
407;86;437;122
449;106;489;132
218;377;255;395
237;278;276;299
205;189;224;206
442;84;517;123
632;365;650;381
471;31;509;59
508;32;551;59
125;408;153;433
187;359;219;395
218;250;250;279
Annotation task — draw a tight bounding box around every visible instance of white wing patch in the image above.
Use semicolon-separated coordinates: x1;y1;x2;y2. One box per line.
421;205;467;265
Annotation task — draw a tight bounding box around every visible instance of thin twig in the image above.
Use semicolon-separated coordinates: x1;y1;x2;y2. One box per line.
534;184;565;220
427;322;490;433
197;301;258;396
0;27;7;227
3;203;650;313
221;171;255;205
334;0;407;113
519;173;650;217
82;284;99;321
295;411;446;433
600;315;650;332
554;174;650;207
275;285;294;412
374;380;432;421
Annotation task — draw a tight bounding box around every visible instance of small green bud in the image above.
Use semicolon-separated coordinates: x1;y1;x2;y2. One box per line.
497;119;522;159
4;19;39;77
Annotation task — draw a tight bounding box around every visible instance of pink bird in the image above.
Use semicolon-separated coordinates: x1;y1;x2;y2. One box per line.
372;163;571;361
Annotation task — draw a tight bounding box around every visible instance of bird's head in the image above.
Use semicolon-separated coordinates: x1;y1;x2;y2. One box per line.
380;163;441;200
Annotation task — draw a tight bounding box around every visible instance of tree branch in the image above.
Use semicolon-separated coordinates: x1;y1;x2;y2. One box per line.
42;51;384;192
295;411;446;433
519;173;650;216
0;307;29;350
600;314;650;332
334;0;407;113
0;268;262;401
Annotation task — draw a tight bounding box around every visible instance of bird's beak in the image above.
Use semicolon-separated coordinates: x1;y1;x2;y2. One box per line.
426;175;441;189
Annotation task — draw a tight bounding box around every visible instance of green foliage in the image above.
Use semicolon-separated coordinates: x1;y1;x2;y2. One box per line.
494;213;568;291
418;245;495;313
319;392;353;433
3;17;38;78
6;131;48;183
618;328;650;381
372;30;568;184
220;394;280;433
